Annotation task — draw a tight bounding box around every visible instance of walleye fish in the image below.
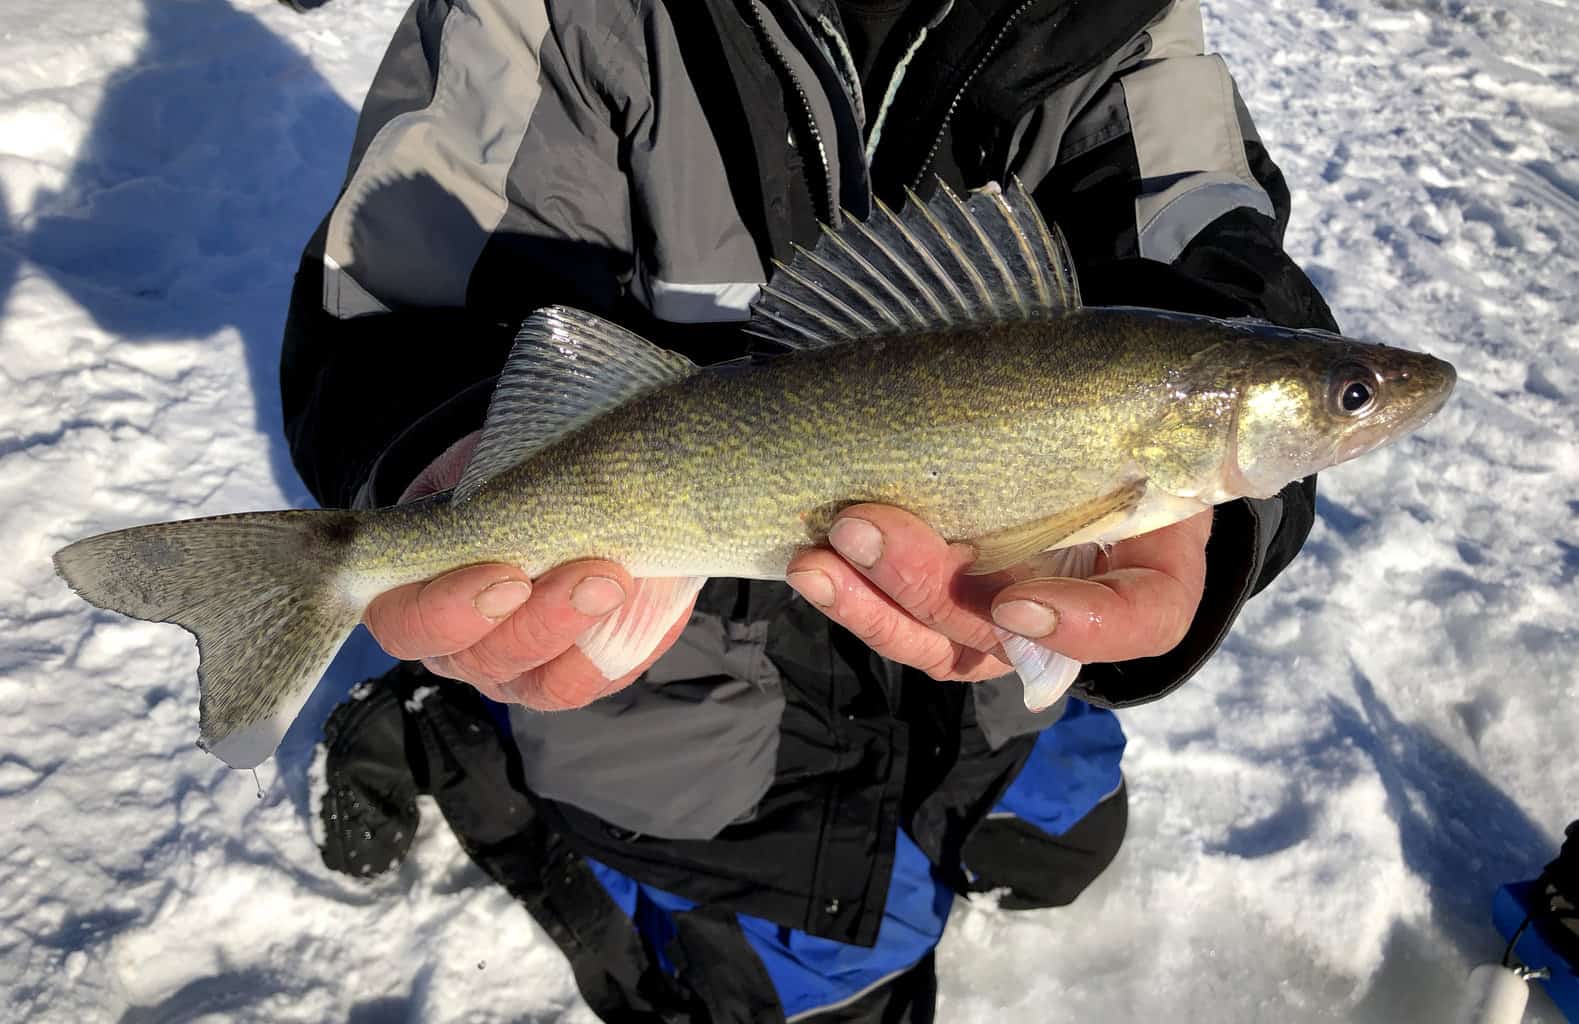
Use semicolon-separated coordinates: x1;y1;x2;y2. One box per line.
53;181;1455;768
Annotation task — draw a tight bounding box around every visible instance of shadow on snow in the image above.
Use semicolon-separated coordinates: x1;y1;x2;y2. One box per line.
0;0;354;504
0;0;392;834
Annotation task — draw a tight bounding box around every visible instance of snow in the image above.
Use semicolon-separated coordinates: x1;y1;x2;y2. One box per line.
1;0;1574;1020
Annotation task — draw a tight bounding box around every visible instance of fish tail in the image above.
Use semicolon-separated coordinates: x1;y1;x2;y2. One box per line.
53;508;370;768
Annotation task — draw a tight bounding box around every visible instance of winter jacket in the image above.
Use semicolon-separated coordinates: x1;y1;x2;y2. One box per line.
283;0;1336;952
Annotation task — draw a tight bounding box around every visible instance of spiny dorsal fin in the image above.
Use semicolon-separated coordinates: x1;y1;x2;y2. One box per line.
455;306;697;500
747;178;1082;350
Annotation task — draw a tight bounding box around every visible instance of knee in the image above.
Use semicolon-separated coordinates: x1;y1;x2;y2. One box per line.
960;780;1128;910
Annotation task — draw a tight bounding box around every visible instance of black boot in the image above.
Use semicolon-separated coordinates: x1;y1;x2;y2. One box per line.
314;663;688;1020
316;662;430;877
317;661;542;876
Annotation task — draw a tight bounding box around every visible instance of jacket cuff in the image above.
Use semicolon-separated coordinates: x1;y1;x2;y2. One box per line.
1072;483;1297;709
351;378;495;509
280;245;518;508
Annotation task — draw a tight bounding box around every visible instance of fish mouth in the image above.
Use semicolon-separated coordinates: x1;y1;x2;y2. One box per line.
1400;356;1457;429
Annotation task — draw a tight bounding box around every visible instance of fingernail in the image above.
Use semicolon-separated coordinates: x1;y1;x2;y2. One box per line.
828;517;882;568
993;599;1058;638
787;570;835;608
571;576;625;617
474;580;531;620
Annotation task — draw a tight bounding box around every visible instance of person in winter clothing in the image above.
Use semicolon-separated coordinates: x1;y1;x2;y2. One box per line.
287;0;1338;1018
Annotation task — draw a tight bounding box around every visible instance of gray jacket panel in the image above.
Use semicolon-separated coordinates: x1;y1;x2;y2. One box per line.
323;0;557;316
319;0;1266;326
625;0;777;321
972;682;1067;751
346;0;450;180
326;0;772;325
1011;0;1275;262
510;606;784;840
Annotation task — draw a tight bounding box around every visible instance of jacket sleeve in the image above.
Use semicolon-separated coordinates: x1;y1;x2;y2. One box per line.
1032;0;1336;707
282;1;793;842
281;0;647;509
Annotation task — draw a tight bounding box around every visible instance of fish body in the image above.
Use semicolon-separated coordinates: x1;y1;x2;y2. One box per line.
355;309;1444;590
53;181;1456;768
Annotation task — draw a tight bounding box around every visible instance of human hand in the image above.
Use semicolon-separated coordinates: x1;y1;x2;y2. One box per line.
784;504;1211;681
361;433;693;709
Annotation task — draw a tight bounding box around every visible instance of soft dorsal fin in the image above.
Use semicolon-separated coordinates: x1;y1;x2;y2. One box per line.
747;178;1082;350
455;306;697;500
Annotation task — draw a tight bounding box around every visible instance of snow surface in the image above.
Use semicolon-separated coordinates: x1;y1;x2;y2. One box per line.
1;0;1575;1020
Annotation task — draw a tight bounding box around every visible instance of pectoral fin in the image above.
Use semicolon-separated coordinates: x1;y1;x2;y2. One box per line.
964;481;1145;575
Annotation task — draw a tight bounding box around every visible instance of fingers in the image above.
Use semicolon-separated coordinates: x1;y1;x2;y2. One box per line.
990;510;1212;663
364;562;537;660
421;560;631;690
786;503;1212;676
366;558;670;710
372;421;691;711
786;505;1012;681
489;603;694;711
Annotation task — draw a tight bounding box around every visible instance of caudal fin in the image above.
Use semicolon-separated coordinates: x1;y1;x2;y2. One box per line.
53;509;367;768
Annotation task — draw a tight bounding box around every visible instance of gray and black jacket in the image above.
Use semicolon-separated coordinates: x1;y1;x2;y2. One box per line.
283;0;1335;950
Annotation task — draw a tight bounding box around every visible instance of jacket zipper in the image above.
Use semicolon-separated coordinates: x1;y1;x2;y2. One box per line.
746;0;836;223
909;0;1043;191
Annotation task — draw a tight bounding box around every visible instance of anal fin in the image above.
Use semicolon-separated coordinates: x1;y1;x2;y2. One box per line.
964;481;1144;575
576;576;708;681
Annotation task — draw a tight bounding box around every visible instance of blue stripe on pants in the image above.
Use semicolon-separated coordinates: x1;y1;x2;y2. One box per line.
991;698;1126;836
585;830;950;1018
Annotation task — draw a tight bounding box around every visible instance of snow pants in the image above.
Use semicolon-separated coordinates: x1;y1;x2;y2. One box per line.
317;668;1128;1023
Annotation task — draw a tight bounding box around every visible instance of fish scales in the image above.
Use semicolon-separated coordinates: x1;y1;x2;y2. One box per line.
354;310;1217;591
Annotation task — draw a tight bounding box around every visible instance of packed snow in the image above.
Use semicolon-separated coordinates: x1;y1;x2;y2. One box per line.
1;0;1575;1020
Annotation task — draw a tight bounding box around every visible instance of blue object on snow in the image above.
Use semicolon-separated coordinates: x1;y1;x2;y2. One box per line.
1494;881;1579;1020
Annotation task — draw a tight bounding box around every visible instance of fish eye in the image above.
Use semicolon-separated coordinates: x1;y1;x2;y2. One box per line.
1328;364;1380;417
